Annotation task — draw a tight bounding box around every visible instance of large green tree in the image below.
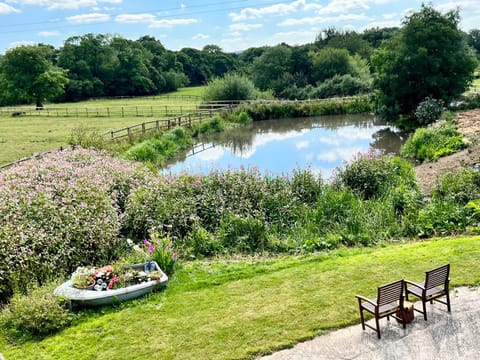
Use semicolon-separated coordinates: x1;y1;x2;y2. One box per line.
372;5;477;119
0;45;68;107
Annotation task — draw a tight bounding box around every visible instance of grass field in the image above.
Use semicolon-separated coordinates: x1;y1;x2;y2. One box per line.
0;87;204;165
2;235;479;359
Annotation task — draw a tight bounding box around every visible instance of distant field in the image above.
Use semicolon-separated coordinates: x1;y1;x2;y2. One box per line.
0;87;204;165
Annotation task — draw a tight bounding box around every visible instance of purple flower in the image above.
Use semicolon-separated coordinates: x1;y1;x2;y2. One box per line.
172;252;178;260
143;239;150;246
148;245;154;253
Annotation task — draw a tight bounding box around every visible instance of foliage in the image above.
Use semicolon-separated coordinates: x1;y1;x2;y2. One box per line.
414;97;444;125
431;168;480;205
144;234;178;277
122;127;192;165
0;284;71;340
236;97;372;121
0;148;141;302
203;73;259;101
372;5;478;119
400;122;466;162
0;45;68;107
280;74;372;100
67;124;106;149
251;45;293;92
333;151;418;200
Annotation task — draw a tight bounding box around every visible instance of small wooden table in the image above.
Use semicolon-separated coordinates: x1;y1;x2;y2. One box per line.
396;301;415;324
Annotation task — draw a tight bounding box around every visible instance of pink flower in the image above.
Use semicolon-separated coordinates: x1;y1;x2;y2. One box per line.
172;252;178;260
148;245;154;253
143;239;150;246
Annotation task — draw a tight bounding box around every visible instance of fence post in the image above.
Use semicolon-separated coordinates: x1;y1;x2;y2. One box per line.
85;108;88;117
110;131;114;140
107;107;110;117
142;123;145;134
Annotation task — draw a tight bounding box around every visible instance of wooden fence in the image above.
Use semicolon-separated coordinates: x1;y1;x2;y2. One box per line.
103;106;235;141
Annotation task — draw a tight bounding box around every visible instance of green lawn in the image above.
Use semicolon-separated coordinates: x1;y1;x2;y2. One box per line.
0;87;204;165
2;236;479;359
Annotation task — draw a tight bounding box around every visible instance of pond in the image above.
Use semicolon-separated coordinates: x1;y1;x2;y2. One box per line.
163;114;408;179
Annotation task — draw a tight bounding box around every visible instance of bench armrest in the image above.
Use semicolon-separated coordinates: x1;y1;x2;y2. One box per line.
404;279;424;289
355;295;377;307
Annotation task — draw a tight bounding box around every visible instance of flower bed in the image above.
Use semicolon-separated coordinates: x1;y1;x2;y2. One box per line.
71;263;164;291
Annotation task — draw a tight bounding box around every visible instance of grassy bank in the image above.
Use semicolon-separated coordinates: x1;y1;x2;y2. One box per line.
2;235;479;359
0;88;203;165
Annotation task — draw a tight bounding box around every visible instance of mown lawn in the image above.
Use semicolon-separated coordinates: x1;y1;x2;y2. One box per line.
0;87;204;165
2;236;479;359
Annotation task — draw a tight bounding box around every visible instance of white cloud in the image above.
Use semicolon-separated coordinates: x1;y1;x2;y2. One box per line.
280;13;371;26
229;0;322;22
6;0;121;10
115;13;156;24
114;13;197;28
296;140;310;149
149;18;197;28
0;2;20;14
315;0;393;15
316;151;339;162
8;40;35;48
229;23;263;32
66;13;110;24
193;33;209;40
382;12;397;20
38;30;60;37
271;30;317;45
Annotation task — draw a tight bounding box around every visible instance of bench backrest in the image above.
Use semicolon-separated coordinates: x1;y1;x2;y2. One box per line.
425;263;450;290
377;279;404;306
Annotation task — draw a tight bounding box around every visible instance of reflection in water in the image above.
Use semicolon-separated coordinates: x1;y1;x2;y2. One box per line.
163;114;407;179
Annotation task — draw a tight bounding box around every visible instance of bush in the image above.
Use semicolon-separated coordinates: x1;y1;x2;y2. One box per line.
415;97;445;125
333;151;418;200
122;127;192;165
431;168;480;204
400;122;466;162
146;234;178;277
203;73;259;101
0;284;71;340
0;148;140;302
219;213;268;253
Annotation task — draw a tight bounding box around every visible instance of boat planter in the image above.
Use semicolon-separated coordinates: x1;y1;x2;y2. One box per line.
54;261;168;306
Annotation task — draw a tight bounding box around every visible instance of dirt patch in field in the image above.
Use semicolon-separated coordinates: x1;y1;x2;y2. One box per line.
414;109;480;193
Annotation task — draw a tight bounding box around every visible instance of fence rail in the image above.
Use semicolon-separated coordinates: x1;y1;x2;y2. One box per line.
103;106;235;141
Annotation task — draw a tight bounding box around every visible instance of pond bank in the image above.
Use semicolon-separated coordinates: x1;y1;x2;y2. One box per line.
415;109;480;193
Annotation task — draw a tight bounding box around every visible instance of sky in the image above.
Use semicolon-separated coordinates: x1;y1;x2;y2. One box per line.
0;0;479;54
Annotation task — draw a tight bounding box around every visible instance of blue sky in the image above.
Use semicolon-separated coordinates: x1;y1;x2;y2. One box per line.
0;0;478;54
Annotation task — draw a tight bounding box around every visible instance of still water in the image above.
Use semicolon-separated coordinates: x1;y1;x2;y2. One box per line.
164;114;407;179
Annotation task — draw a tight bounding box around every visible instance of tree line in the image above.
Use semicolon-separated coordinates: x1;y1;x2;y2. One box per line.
0;5;478;119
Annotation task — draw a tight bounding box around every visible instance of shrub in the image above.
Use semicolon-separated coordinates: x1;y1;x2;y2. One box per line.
218;213;267;253
400;122;466;162
431;168;480;204
415;97;445;125
146;234;178;277
67;124;105;149
122;127;192;165
333;151;418;200
0;284;72;340
0;148;140;302
203;73;259;101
